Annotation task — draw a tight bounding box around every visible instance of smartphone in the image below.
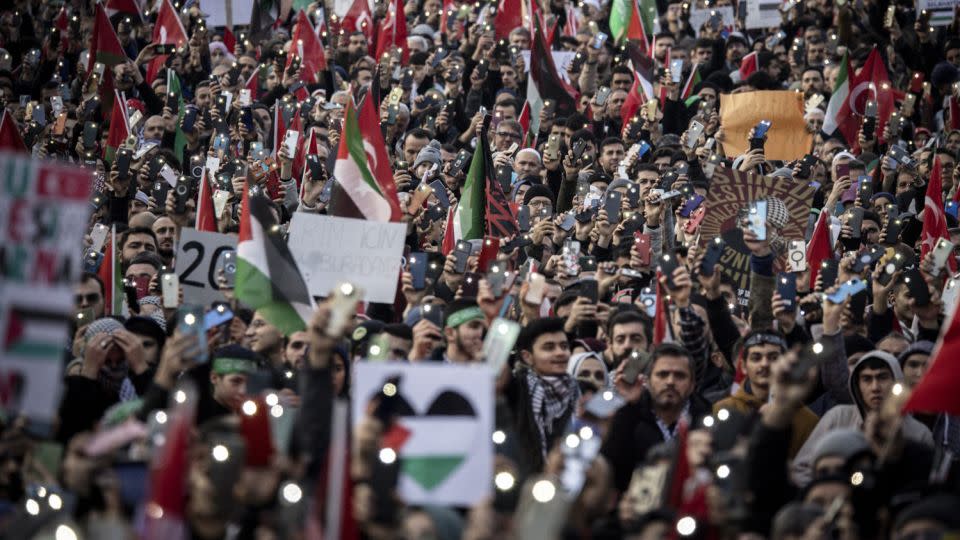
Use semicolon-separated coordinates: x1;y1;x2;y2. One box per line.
177;305;208;363
746;200;768;241
559;212;576;232
658;253;680;288
846;207;865;242
826;278;867;304
544;134;562;161
482;318;520;372
788;240;807;272
215;250;237;288
883;215;901;245
605;191;622;224
857;175;873;207
486;262;509;297
819;259;839;290
595;86;612;106
408;252;428;290
161;273;179;308
932;238;955;274
525;272;546;304
517;205;531;232
749;120;771;150
634;233;652;267
283;130;300;157
174;176;192;214
670;59;684;84
572;139;588;165
453;240;472;273
478;237;500;273
82;121;98;149
862;100;878;140
686;121;705;150
679;195;705;218
700;238;725;277
777;272;797;309
166;92;179;115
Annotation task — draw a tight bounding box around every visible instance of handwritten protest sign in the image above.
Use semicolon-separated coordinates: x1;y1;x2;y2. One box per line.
0;153;92;421
352;363;494;506
287;214;407;303
175;229;237;306
700;166;816;307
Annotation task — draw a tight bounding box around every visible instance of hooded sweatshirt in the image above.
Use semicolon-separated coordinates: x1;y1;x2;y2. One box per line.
790;351;933;486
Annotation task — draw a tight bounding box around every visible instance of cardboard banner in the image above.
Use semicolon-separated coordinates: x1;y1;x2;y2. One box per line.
287;213;407;304
0;153;93;421
719;90;813;161
700;166;816;307
203;0;255;27
352;363;494;506
174;229;237;306
688;6;735;36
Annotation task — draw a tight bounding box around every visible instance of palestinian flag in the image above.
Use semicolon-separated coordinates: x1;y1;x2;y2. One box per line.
87;3;126;109
822;51;849;138
449;118;517;244
236;186;314;335
610;0;651;52
104;90;129;165
526;17;578;137
329;99;402;222
620;47;655;127
679;63;701;101
167;72;187;163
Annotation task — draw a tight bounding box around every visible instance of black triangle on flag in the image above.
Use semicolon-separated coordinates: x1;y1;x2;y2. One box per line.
478;116;518;239
530;18;577;119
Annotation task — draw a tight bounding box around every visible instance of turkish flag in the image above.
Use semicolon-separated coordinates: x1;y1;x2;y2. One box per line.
374;0;409;63
902;305;960;415
342;0;375;41
837;48;895;152
806;212;834;289
739;51;758;80
195;168;218;233
146;0;188;83
287;10;328;83
494;0;523;40
920;157;957;271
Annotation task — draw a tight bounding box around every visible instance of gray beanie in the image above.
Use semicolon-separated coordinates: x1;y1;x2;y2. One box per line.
812;428;869;465
897;340;934;367
414;140;443;169
771;167;794;180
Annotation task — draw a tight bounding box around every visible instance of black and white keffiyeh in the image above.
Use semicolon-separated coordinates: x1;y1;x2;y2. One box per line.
525;368;579;457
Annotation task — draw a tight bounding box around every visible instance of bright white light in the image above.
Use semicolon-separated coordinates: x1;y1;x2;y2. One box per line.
383;383;397;397
265;393;279;407
155;411;168;424
369;345;382;356
282;482;303;504
812;342;824;354
174;390;187;403
37;487;46;498
716;465;730;479
850;471;864;486
492;430;506;444
565;434;580;449
25;499;39;515
55;525;78;540
677;516;697;536
184;313;196;326
212;445;230;462
717;408;730;421
602;390;614;401
48;494;63;510
495;471;516;491
579;426;594;440
892;383;903;396
271;405;284;418
531;479;556;503
379;448;397;464
703;416;715;428
242;400;257;415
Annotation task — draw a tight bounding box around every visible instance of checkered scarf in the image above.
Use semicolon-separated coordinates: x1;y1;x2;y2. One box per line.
524;367;578;457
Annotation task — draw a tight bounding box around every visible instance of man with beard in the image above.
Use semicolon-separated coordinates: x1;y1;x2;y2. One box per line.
603;310;651;370
410;298;488;362
151;215;177;267
118;226;159;269
245;310;285;368
601;342;711;492
714;331;818;458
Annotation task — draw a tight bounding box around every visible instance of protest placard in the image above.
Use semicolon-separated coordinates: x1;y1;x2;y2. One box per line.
700;166;816;307
918;0;959;26
352;363;494;506
0;153;92;421
688;6;735;36
203;0;255;28
745;0;783;29
720;91;812;161
175;229;237;306
287;213;407;303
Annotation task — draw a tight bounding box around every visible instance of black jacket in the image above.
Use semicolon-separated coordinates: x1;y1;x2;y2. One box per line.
503;368;576;476
601;391;712;493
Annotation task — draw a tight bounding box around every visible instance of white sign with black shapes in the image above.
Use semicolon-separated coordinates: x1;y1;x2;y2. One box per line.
175;229;238;306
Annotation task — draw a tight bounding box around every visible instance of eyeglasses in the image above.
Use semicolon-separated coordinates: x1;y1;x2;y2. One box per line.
578;369;606;383
75;293;102;305
862;227;879;235
496;131;521;140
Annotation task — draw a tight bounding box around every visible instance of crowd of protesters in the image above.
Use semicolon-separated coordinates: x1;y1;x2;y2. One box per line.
3;0;960;538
